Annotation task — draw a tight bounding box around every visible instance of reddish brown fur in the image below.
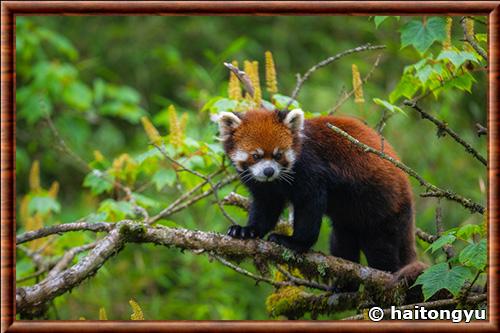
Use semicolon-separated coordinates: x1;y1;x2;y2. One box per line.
222;109;424;288
231;110;298;157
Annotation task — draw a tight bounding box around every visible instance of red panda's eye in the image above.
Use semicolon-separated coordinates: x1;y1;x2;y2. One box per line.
252;153;262;160
274;152;282;160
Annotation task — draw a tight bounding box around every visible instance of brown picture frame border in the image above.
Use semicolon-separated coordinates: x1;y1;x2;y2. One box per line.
1;1;498;332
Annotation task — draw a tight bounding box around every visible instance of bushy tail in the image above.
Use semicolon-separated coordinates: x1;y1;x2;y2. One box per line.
392;261;428;303
393;261;428;286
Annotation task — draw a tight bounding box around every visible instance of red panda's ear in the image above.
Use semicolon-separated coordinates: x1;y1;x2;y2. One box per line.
283;108;304;134
212;112;242;140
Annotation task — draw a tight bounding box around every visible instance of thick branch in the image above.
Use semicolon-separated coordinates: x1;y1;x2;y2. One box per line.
287;43;386;109
326;123;485;215
403;100;486;166
16;223;128;314
16;221;398;314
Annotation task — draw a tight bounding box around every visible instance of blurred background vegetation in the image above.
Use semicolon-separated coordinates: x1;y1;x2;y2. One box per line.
16;15;486;320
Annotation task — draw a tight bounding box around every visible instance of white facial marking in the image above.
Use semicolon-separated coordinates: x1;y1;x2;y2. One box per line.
250;159;281;182
230;149;248;171
273;147;280;155
284;149;296;166
231;149;248;163
255;148;264;155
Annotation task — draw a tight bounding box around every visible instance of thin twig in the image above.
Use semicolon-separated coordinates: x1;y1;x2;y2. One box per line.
17;222;113;245
287;44;386;110
326;123;485;214
476;123;488;137
48;242;98;278
153;143;239;225
212;255;286;288
223;62;255;97
275;265;332;291
460;17;488;62
415;228;438;243
403;100;486;166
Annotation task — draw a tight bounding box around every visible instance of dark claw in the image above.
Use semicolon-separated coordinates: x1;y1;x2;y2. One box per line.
227;225;258;239
267;233;310;253
267;233;283;244
227;225;241;238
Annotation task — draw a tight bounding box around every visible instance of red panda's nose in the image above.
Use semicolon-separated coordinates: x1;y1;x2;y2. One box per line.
263;167;275;178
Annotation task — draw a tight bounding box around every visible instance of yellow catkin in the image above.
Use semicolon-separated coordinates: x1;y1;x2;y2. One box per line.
265;51;278;94
167;105;186;148
19;196;30;223
27;214;44;251
464;18;475;52
243;60;254;101
140;116;162;146
112;154;129;172
99;307;108;320
352;64;365;104
251;61;262;104
443;17;453;50
228;60;242;100
48;181;59;198
29;160;41;192
129;299;144;320
93;150;105;162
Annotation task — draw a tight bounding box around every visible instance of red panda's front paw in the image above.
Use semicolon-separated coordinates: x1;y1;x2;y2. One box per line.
227;225;258;239
268;233;310;253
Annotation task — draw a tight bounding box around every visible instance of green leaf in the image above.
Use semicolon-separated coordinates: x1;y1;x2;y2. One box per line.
152;168;177;190
99;102;146;124
374;16;389;28
415;64;434;84
28;195;61;215
451;72;475;93
202;97;238;114
105;85;141;104
188;155;205;169
93;79;106;105
373;98;406;115
18;90;52;125
414;263;472;300
272;94;300;109
389;74;421;103
476;33;487;43
62;81;93;110
459;239;487;271
37;27;78;60
401;18;447;54
98;199;135;221
132;193;160;208
456;224;482;240
83;170;114;195
436;50;478;69
426;234;456;253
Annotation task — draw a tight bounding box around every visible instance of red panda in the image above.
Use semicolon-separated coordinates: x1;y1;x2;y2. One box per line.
215;108;425;285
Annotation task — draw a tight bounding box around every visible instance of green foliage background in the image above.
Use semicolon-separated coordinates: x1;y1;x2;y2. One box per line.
16;16;487;320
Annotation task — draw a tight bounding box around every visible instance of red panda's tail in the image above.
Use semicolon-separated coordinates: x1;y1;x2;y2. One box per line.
393;260;428;286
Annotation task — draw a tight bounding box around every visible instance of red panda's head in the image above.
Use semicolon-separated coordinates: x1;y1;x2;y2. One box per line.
214;108;304;183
